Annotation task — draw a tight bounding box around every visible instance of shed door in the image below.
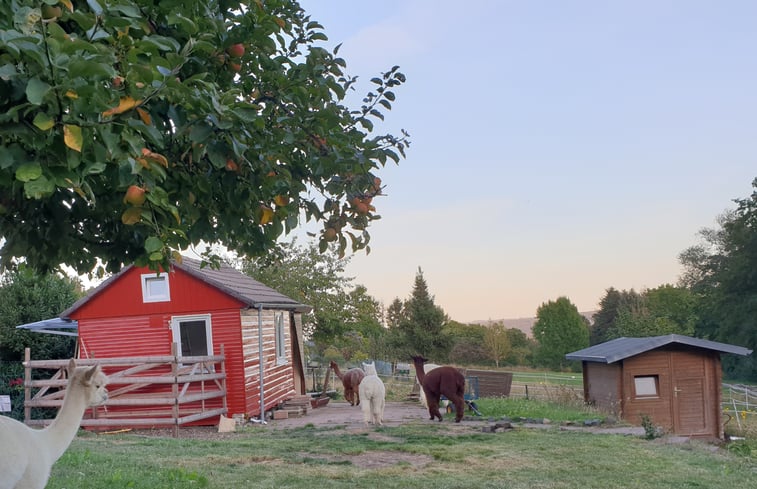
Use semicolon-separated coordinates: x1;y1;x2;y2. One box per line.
671;351;711;436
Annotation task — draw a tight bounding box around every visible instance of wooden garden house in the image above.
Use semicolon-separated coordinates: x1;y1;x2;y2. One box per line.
566;334;752;439
57;256;311;425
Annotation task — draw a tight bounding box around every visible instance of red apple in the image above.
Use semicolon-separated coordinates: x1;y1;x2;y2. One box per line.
124;185;146;205
227;43;245;58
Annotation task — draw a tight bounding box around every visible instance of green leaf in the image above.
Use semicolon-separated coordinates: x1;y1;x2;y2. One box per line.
166;13;197;34
0;64;17;81
84;161;107;175
33;113;55;131
108;4;141;17
86;0;103;16
67;58;116;79
15;162;42;182
26;77;51;105
24;176;56;199
144;236;163;253
0;147;12;169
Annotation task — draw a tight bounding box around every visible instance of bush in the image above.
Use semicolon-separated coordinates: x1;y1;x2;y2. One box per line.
0;361;25;421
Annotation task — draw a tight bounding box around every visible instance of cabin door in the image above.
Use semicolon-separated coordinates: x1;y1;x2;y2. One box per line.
670;351;712;436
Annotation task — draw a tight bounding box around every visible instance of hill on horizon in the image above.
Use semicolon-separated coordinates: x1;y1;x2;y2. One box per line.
472;311;597;338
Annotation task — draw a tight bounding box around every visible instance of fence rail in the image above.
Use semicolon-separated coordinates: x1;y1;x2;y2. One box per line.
21;345;228;437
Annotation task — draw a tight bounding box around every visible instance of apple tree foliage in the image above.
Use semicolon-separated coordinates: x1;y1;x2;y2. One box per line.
0;0;409;276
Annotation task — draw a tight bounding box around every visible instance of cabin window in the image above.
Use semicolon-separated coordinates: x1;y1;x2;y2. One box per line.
275;312;287;365
141;273;170;303
171;314;213;360
633;375;659;398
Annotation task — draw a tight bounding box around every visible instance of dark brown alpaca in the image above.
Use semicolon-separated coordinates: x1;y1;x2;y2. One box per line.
329;361;365;406
411;355;465;422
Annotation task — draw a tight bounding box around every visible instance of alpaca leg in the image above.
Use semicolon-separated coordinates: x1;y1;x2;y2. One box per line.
361;397;372;425
374;397;385;426
428;395;443;421
453;396;465;423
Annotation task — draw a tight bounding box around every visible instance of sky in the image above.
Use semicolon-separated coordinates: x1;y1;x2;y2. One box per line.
294;0;757;323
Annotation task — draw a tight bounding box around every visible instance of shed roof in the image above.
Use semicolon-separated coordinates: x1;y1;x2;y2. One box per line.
16;317;78;336
174;257;311;313
60;256;311;319
565;334;753;364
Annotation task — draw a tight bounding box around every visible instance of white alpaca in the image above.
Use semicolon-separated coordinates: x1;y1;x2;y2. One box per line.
0;359;108;489
417;363;440;408
358;362;385;426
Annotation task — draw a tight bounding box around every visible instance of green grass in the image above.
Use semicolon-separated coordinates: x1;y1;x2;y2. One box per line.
474;397;605;423
48;422;756;489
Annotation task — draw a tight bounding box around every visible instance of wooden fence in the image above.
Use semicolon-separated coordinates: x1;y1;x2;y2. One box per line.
22;345;227;437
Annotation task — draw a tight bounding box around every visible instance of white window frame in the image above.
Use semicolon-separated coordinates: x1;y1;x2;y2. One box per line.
171;314;213;362
275;312;288;365
141;273;171;303
633;375;659;398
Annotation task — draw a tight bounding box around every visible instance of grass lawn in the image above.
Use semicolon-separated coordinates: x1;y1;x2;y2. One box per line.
49;419;756;489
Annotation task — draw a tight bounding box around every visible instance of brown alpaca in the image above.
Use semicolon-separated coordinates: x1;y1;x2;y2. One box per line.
329;361;365;406
411;355;465;422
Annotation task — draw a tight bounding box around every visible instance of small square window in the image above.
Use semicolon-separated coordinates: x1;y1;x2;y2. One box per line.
141;273;170;303
634;375;659;398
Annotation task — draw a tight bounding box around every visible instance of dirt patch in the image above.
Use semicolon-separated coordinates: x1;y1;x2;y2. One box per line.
116;401;655;441
116;401;480;439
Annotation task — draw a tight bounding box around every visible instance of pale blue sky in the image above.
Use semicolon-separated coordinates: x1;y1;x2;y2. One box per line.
298;1;756;323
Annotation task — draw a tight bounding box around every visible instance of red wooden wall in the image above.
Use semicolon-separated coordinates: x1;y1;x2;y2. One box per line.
68;265;297;421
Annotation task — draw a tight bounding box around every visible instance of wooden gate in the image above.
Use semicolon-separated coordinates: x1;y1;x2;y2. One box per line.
22;345;227;437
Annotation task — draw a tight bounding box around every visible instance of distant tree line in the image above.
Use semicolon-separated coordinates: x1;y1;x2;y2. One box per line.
2;179;756;381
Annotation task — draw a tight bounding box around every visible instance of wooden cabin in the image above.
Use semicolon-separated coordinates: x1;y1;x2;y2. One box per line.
566;334;752;439
59;256;311;424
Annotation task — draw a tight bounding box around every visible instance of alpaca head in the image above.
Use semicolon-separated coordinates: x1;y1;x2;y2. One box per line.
410;355;428;367
68;359;109;407
329;360;337;370
362;362;377;376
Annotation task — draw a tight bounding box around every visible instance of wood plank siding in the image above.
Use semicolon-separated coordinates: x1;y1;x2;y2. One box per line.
240;310;295;416
583;362;621;415
621;346;720;438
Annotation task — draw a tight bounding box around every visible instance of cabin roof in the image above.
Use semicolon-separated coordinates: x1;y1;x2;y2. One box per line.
61;256;311;318
565;334;752;364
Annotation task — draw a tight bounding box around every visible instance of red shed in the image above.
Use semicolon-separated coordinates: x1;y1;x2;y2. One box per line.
59;256;311;423
566;335;752;439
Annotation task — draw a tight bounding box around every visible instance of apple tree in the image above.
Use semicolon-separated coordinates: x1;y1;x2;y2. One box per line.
0;0;408;276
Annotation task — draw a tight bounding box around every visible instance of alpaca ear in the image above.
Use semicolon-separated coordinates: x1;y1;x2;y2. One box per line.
67;358;77;376
83;364;100;384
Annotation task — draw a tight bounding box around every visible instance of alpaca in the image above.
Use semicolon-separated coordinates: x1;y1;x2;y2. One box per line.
358;362;385;426
416;362;440;408
0;359;108;489
411;355;466;423
329;360;365;406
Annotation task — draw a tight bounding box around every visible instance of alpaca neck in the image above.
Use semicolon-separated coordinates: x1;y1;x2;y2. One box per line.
43;385;88;462
331;364;343;380
413;360;426;385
